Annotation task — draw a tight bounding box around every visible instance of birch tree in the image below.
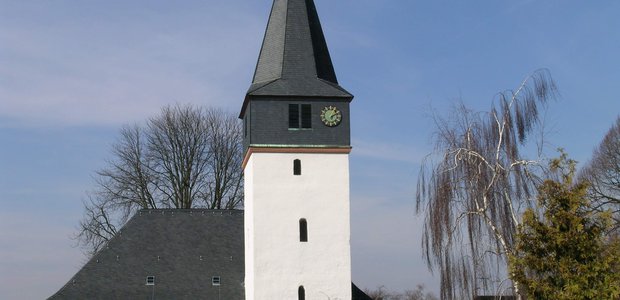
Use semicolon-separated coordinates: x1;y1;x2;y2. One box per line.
415;70;557;299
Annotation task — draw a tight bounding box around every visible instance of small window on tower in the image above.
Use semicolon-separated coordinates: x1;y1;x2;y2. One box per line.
301;104;312;128
146;276;155;286
298;285;305;300
293;159;301;175
212;276;221;286
289;104;300;128
289;104;312;129
299;219;308;242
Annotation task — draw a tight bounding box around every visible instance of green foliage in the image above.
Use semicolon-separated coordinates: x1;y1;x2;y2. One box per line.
511;154;620;299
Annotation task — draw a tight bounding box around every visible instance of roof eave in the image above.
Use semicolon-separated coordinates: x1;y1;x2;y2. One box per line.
239;83;354;119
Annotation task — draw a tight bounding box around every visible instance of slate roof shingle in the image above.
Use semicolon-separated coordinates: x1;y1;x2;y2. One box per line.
49;210;245;300
49;209;371;299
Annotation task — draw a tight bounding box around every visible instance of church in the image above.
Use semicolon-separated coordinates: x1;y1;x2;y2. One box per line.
49;0;370;299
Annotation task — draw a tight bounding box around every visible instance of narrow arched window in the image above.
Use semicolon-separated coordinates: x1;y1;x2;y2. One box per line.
298;285;305;300
293;159;301;175
299;219;308;242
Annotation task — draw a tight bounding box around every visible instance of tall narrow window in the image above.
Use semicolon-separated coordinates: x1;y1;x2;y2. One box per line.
299;219;308;242
301;104;312;128
293;159;301;175
289;104;300;128
298;286;305;300
289;104;312;129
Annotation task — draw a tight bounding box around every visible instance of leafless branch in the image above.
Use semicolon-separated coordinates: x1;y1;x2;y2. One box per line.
578;116;620;232
416;70;557;299
74;104;244;255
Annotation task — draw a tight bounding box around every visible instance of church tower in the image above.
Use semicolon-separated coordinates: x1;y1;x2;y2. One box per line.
240;0;354;299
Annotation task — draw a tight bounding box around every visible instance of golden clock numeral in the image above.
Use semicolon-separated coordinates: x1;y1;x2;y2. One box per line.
321;106;342;127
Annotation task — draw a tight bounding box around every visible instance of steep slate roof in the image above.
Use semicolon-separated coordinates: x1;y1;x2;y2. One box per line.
240;0;353;117
49;210;245;300
49;209;371;299
352;282;374;300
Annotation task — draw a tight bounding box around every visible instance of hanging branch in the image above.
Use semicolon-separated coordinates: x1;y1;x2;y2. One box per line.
416;69;557;299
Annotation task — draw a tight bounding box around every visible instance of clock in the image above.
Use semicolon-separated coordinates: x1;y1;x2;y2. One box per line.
320;106;342;127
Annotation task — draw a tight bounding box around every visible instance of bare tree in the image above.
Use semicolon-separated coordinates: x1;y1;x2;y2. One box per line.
579;116;620;231
415;70;557;299
365;286;394;300
365;285;438;300
145;105;213;209
203;109;244;209
75;104;244;255
402;285;439;300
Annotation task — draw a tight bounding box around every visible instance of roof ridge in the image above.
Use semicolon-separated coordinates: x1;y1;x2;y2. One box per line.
316;77;351;95
48;209;245;299
137;208;243;213
246;78;280;94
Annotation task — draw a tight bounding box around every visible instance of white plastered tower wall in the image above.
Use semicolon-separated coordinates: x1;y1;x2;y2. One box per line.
244;151;352;300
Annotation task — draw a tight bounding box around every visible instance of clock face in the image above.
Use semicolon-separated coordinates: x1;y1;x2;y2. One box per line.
320;106;342;127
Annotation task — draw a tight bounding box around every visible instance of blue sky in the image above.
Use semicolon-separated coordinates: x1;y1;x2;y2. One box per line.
1;0;619;298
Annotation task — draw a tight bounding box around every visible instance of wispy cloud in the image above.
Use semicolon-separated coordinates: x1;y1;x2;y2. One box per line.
353;139;426;164
0;2;264;128
0;211;84;299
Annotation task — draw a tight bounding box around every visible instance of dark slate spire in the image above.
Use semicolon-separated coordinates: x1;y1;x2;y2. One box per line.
242;0;352;114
